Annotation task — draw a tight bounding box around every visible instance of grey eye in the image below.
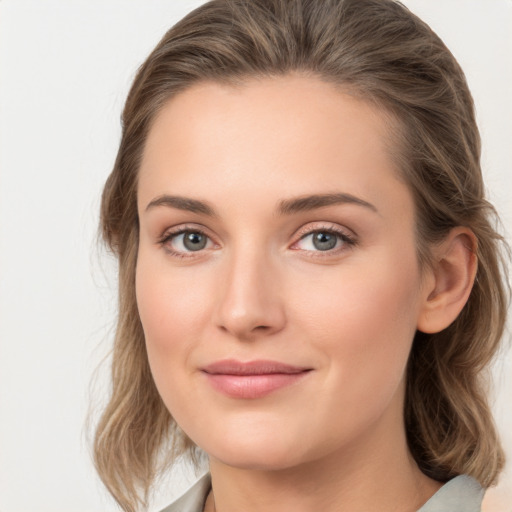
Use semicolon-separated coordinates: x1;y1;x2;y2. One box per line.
312;232;338;251
295;230;345;252
182;231;208;251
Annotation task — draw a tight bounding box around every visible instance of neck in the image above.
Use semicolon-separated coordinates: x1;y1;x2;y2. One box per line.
204;398;441;512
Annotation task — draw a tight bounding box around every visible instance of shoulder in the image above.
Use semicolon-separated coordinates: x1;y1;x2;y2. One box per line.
159;473;211;512
417;475;484;512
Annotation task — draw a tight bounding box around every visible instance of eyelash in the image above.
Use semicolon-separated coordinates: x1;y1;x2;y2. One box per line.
157;223;357;259
292;224;357;257
157;225;213;259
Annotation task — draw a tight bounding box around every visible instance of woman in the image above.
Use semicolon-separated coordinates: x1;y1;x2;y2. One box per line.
93;1;509;511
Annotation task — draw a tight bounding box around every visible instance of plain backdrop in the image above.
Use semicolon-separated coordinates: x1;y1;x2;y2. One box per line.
0;1;511;511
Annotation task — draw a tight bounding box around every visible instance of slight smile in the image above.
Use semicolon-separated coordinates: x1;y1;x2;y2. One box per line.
201;360;313;399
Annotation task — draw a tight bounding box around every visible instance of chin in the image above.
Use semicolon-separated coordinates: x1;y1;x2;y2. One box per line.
199;429;311;471
212;447;303;471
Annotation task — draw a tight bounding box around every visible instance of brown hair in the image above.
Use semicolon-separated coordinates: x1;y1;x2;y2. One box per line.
94;1;510;510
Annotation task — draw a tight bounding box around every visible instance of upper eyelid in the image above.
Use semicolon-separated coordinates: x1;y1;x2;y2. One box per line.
158;223;214;241
293;222;356;240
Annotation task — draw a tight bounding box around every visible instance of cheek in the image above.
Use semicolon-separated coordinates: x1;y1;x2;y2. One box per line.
135;254;214;408
136;247;214;344
296;252;422;404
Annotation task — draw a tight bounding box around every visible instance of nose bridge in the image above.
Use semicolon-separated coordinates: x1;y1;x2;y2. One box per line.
215;239;285;338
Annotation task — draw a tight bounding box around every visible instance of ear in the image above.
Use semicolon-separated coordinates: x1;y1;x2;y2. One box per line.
417;227;477;334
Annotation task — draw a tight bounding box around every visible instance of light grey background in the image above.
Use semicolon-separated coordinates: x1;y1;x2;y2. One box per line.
0;1;510;511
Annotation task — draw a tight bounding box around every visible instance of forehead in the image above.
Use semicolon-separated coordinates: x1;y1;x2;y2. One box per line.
138;74;410;220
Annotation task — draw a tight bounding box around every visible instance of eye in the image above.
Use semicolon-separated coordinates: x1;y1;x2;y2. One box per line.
303;231;339;251
160;229;214;255
292;227;356;253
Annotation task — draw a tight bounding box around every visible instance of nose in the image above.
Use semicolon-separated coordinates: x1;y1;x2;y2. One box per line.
213;246;286;340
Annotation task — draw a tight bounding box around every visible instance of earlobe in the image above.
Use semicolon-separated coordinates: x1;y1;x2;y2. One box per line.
417;227;478;334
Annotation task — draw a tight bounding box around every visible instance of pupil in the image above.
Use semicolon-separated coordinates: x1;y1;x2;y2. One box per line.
183;232;207;251
313;232;337;251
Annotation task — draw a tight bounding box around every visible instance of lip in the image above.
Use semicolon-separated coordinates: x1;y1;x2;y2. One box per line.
201;359;312;399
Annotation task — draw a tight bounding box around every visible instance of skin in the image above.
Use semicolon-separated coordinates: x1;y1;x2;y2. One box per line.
136;74;476;512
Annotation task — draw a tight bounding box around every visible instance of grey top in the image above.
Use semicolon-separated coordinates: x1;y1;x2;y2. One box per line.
160;472;484;512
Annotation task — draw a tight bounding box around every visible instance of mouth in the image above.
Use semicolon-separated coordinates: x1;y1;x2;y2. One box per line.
201;359;313;399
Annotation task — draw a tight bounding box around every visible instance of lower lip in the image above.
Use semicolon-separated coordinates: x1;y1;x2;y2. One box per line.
203;372;310;399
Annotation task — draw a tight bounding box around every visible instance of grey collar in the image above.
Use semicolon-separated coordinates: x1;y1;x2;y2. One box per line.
160;473;484;512
417;475;484;512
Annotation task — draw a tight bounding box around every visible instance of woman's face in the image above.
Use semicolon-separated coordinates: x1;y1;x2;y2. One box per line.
136;75;431;470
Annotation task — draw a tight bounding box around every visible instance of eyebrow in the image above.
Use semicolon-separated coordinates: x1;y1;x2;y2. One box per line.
144;192;378;217
277;193;378;215
145;195;217;216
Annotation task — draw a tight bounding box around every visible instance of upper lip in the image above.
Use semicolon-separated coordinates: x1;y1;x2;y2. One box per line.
202;359;311;375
